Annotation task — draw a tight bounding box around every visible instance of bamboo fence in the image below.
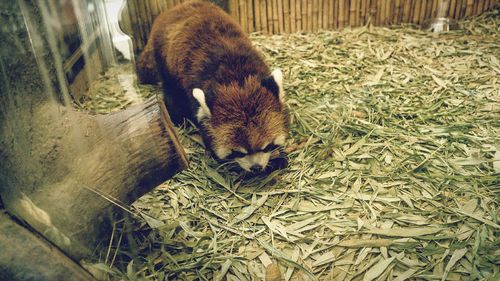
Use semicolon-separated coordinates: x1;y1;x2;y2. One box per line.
122;0;498;52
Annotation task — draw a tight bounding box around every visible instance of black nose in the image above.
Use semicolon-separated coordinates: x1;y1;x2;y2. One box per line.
250;164;263;173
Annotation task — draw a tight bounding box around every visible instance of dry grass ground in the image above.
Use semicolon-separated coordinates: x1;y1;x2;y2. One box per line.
81;10;499;281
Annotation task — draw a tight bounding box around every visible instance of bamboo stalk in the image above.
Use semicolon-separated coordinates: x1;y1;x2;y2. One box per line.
418;0;426;24
461;0;468;18
290;0;296;32
143;0;153;35
273;0;279;33
402;0;411;22
449;0;457;18
323;0;329;29
313;0;319;31
412;0;418;23
327;0;332;29
425;0;433;19
368;0;375;26
484;0;490;10
330;0;339;29
239;0;247;32
472;0;479;15
166;0;173;9
150;0;159;18
388;0;394;25
385;0;392;25
277;0;284;33
338;0;344;28
127;0;141;53
267;0;274;33
306;0;312;31
254;0;261;32
296;0;302;31
431;0;438;18
228;0;238;21
466;0;474;17
393;0;400;24
345;0;350;27
155;0;162;11
477;0;484;15
259;0;268;33
284;0;291;33
359;0;365;25
350;0;357;27
318;0;323;29
374;0;380;25
247;0;254;32
453;0;461;18
138;0;150;49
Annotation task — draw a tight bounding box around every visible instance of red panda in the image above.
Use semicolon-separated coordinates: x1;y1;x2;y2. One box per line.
136;0;289;173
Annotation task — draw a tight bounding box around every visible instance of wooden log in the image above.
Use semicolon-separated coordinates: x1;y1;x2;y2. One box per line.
290;0;296;32
0;213;96;281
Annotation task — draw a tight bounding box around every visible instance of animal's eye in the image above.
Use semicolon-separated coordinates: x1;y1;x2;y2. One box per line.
263;144;279;152
227;151;247;159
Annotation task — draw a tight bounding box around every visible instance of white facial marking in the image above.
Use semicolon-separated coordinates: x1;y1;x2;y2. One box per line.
192;88;212;121
271;69;285;103
235;152;271;172
215;147;231;159
274;134;286;146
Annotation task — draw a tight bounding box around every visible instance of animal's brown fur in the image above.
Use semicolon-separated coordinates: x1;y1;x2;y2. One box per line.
136;0;289;161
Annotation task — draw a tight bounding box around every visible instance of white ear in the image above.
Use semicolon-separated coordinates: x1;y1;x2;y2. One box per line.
192;88;212;121
271;69;285;103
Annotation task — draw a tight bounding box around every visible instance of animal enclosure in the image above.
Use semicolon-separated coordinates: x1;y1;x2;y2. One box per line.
122;0;498;53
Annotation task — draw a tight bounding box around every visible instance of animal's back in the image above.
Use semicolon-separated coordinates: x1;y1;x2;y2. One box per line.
138;1;270;118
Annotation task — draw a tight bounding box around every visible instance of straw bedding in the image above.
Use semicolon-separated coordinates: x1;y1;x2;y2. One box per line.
81;10;499;281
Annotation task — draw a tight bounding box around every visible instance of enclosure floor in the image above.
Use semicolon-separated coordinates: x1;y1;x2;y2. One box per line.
81;11;499;281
